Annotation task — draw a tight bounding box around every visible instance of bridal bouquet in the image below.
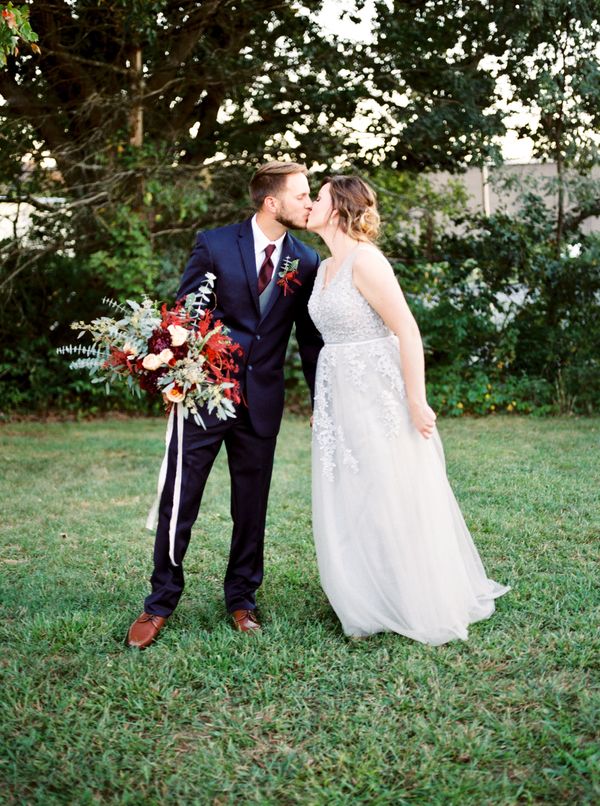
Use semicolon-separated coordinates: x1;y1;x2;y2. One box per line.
58;274;242;427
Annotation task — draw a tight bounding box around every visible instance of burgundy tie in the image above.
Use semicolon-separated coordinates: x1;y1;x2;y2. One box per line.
258;244;276;295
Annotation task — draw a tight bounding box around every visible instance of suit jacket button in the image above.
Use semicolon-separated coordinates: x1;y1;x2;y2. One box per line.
248;365;253;371
256;335;261;341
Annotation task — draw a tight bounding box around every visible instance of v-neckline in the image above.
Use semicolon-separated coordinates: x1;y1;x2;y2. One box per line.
321;245;360;292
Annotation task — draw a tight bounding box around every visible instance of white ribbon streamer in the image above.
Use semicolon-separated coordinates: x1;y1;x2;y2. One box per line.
146;402;184;566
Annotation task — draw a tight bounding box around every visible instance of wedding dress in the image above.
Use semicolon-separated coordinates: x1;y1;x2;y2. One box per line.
308;244;509;645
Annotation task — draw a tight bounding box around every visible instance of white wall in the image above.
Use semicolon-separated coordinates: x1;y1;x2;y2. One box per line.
429;163;600;235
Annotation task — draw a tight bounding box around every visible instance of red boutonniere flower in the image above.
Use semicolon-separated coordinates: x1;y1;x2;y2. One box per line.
276;256;301;296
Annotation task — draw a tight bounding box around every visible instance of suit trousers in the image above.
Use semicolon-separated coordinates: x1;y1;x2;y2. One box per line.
144;406;278;616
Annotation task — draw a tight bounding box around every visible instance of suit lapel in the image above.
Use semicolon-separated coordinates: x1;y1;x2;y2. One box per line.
238;218;260;315
260;232;293;323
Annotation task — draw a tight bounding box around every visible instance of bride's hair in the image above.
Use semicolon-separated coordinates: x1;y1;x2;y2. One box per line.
325;175;380;241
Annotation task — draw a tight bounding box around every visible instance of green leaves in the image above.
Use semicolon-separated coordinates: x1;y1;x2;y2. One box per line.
357;0;508;170
87;205;160;297
0;3;39;66
502;0;600;170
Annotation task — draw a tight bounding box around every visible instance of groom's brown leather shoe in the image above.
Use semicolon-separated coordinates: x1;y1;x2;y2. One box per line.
126;612;167;649
231;609;261;633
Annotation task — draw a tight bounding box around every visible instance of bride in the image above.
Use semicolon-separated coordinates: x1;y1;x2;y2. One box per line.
307;175;509;645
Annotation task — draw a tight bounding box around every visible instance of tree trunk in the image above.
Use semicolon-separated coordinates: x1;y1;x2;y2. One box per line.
128;45;145;211
129;46;144;148
556;150;564;259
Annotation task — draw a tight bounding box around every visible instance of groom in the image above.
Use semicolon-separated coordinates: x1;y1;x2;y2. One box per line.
127;161;323;648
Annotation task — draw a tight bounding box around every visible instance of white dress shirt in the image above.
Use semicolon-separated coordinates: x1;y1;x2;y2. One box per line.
251;214;286;276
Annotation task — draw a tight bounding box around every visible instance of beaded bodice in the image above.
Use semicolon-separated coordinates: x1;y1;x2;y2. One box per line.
308;245;391;344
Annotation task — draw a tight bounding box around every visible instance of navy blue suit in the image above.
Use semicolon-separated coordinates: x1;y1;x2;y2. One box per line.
144;218;323;616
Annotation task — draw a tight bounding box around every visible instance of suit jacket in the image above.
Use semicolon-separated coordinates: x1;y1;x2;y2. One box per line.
177;217;323;438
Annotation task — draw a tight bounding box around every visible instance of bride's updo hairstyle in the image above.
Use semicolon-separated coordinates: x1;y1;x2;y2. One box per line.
326;175;380;241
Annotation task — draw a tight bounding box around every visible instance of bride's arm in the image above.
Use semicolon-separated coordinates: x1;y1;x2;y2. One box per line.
353;250;436;439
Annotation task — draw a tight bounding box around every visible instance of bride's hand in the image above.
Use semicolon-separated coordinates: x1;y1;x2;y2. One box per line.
408;400;437;439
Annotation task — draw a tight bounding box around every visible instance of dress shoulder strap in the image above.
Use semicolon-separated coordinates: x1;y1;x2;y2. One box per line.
351;243;391;268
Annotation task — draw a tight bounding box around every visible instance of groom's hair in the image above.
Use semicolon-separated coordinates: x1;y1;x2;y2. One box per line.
250;161;308;209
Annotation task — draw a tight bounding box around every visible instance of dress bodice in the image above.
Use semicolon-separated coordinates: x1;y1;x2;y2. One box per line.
308;245;392;344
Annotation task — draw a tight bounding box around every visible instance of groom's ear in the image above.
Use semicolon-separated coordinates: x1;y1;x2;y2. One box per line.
262;195;278;215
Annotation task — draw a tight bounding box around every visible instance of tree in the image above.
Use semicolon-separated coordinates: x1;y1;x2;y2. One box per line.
1;0;599;413
503;0;600;251
0;1;359;211
0;1;368;298
356;0;514;171
0;0;366;411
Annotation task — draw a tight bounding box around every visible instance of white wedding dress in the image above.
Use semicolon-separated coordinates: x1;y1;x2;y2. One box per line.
308;244;509;645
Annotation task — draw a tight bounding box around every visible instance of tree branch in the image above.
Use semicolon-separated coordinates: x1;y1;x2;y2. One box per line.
145;1;223;96
0;71;69;155
0;245;62;292
41;48;130;75
564;198;600;232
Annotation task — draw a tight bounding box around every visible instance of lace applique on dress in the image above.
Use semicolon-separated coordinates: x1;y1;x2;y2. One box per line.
308;246;406;480
312;348;338;481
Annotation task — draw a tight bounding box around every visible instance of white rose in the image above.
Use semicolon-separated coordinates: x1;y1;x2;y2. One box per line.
158;348;174;364
122;342;137;358
167;324;188;346
142;353;162;371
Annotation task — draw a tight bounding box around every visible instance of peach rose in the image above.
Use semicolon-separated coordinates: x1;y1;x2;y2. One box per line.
142;353;163;371
165;386;185;403
158;348;174;364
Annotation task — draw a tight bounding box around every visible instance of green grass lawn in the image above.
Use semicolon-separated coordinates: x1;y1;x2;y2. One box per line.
1;414;598;805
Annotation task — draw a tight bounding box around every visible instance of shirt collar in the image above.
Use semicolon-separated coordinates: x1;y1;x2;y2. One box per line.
251;214;286;256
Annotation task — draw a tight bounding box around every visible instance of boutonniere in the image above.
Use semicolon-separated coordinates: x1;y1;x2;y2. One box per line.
276;256;301;296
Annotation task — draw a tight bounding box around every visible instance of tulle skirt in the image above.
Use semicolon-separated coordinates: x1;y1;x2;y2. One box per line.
312;336;510;645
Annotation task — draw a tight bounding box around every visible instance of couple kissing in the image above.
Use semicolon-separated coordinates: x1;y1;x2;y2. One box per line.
127;161;509;650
